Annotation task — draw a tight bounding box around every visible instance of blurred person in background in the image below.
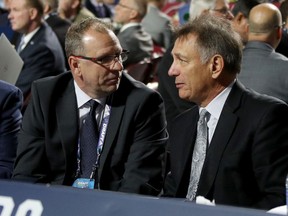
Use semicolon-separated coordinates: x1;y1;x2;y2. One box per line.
113;0;153;67
58;0;95;23
0;81;22;179
8;0;65;111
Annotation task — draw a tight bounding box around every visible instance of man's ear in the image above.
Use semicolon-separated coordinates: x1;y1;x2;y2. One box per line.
129;9;138;20
234;12;245;24
69;56;81;76
29;8;38;20
209;54;224;79
71;0;80;9
276;26;282;40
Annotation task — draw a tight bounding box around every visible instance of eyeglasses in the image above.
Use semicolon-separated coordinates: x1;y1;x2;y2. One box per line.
117;3;136;10
73;50;129;66
211;8;231;16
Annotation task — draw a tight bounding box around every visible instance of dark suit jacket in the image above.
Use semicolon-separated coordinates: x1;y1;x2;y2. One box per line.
84;0;112;18
117;25;153;67
15;22;66;103
276;28;288;58
163;81;288;210
45;13;71;69
238;41;288;104
13;72;167;196
0;81;22;179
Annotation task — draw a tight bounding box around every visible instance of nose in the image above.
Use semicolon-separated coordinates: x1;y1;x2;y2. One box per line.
168;62;178;77
110;59;123;71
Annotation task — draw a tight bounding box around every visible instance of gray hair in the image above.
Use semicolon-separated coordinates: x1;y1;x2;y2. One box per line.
174;14;243;74
189;0;216;20
65;17;113;58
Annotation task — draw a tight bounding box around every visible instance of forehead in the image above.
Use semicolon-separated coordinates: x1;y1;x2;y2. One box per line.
172;34;198;56
10;0;25;7
214;0;229;9
119;0;130;5
82;29;122;54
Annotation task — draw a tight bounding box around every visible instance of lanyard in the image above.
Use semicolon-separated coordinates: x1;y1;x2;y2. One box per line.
75;104;111;179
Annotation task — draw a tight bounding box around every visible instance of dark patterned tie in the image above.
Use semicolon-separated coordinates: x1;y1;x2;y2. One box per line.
96;5;105;18
186;109;210;201
80;100;99;178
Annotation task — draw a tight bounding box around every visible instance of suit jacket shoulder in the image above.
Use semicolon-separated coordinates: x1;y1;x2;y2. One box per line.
0;81;22;179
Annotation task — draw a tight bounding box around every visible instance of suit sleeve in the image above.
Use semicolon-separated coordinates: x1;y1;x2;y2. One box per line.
118;91;168;196
12;83;48;183
0;87;23;179
252;102;288;209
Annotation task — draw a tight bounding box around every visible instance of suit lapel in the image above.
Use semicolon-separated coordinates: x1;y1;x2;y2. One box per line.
97;79;126;179
197;81;244;198
174;108;199;193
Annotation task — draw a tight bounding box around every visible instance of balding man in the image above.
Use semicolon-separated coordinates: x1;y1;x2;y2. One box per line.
237;3;288;104
113;0;153;67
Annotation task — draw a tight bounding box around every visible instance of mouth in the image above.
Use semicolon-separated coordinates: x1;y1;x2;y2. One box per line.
106;76;120;85
175;82;184;89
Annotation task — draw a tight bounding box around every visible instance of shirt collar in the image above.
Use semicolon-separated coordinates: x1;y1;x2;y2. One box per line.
201;80;235;120
120;22;141;32
22;26;40;45
74;81;106;109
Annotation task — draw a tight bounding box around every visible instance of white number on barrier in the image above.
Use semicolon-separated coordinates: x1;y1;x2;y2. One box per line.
0;196;14;216
0;196;43;216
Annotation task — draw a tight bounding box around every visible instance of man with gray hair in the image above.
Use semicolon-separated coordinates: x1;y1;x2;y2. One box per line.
163;13;288;210
158;0;233;131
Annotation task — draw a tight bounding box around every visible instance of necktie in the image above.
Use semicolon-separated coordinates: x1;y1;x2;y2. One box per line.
186;109;210;201
17;37;25;53
96;5;105;18
80;100;99;178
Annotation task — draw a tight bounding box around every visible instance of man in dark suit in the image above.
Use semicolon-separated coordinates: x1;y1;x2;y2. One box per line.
163;14;288;210
85;0;112;19
0;81;23;179
8;0;66;110
157;0;234;131
13;17;167;196
237;3;288;104
113;0;153;67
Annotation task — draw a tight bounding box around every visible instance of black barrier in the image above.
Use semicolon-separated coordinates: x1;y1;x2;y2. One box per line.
0;180;278;216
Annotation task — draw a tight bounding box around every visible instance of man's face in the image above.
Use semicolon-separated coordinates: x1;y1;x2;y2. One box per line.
210;0;234;20
58;0;73;18
231;14;249;45
8;0;31;33
70;30;124;99
168;35;213;106
113;0;134;24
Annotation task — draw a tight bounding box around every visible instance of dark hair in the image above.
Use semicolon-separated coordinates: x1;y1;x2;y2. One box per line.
174;13;243;74
232;0;263;18
279;0;288;24
65;17;113;58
